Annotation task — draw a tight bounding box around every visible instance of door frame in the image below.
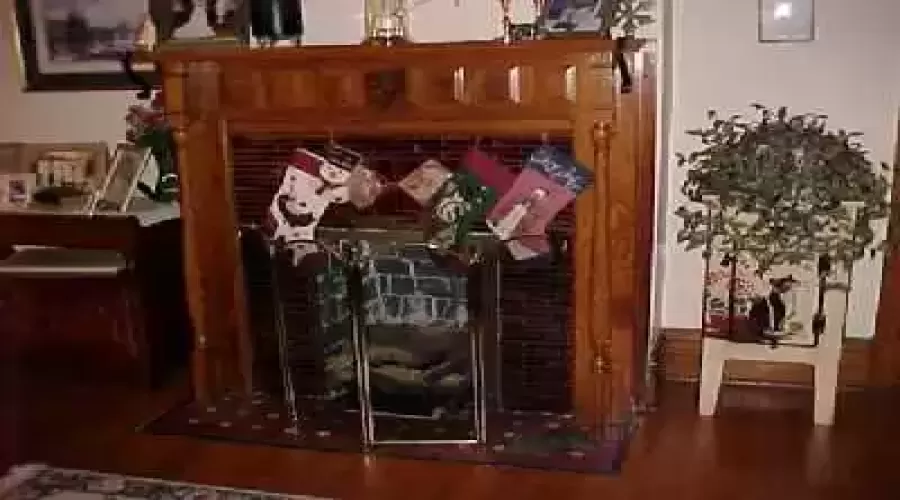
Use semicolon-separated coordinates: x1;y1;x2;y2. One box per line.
873;113;900;385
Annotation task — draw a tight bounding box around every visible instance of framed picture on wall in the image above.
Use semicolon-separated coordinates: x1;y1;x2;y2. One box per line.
12;0;159;91
759;0;815;43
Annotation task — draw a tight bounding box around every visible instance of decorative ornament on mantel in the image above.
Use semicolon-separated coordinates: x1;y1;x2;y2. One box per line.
250;0;305;47
364;0;412;45
531;0;655;41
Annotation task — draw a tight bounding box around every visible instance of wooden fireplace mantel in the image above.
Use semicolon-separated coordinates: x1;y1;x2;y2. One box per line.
154;38;656;423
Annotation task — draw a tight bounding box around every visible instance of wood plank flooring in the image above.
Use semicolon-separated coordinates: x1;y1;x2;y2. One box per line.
2;367;899;500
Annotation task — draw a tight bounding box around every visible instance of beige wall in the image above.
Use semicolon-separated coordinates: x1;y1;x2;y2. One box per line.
2;0;897;339
0;0;133;146
661;0;900;339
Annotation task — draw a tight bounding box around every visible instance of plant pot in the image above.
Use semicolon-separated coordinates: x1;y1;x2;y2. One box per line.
702;248;848;347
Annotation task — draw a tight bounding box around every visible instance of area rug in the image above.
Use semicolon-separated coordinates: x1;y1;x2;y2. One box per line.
0;464;325;500
143;392;637;474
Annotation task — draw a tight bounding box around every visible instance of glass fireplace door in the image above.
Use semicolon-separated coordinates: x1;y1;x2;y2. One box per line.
321;230;489;447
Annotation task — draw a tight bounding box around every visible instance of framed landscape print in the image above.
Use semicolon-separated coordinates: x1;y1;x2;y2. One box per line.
13;0;158;91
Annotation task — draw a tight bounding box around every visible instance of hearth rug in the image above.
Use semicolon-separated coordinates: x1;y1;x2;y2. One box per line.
143;393;636;475
0;464;326;500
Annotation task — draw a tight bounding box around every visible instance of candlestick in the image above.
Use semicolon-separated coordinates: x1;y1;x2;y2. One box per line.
499;0;512;44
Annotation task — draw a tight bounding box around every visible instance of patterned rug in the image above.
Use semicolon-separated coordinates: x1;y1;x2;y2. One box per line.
0;464;325;500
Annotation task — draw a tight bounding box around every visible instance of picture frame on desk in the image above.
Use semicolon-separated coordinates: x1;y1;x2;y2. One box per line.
0;173;37;209
12;0;158;91
90;143;151;214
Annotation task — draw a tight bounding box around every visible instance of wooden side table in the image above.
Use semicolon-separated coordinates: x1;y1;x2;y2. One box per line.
0;202;190;387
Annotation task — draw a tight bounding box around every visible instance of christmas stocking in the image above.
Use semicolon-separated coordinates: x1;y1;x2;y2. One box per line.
524;146;594;195
398;159;453;206
267;165;330;246
486;168;574;242
287;148;353;204
505;235;552;261
347;164;387;210
489;147;593;260
427;171;495;251
461;149;517;198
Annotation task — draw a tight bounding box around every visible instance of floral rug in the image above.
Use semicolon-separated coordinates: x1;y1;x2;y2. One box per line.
0;464;325;500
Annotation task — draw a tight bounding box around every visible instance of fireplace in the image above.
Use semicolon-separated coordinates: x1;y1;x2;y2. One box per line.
235;134;585;449
151;39;656;472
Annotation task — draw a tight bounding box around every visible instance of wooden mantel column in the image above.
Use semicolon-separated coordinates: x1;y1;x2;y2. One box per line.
162;59;253;402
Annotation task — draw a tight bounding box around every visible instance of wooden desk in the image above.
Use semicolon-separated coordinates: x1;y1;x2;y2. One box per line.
0;201;190;387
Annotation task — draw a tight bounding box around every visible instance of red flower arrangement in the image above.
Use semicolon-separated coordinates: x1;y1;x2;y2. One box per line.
124;91;178;202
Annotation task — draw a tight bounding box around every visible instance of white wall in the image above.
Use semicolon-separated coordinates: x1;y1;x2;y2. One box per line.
661;0;900;338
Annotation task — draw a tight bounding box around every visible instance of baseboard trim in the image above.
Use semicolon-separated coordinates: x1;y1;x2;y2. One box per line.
657;328;872;389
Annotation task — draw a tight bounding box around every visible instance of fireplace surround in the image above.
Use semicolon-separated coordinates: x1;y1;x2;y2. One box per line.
153;39;657;464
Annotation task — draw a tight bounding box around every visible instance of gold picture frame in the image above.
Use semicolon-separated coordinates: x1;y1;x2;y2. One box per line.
91;143;151;214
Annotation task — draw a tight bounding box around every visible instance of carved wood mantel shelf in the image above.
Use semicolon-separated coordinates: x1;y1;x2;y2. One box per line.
154;39;656;423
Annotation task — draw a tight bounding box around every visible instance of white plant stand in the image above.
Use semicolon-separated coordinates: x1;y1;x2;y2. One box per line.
698;277;850;426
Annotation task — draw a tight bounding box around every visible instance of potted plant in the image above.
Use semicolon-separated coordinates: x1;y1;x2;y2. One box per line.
674;104;895;345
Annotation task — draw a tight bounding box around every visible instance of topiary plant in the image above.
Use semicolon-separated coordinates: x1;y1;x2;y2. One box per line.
674;104;896;273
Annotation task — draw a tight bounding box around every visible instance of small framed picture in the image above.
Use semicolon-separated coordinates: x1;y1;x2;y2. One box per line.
35;150;94;189
91;143;151;213
759;0;815;43
0;173;37;208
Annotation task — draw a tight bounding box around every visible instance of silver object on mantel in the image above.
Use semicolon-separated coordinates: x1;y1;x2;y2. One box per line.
363;0;411;46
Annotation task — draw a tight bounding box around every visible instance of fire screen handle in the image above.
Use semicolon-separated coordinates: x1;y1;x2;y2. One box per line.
343;242;377;448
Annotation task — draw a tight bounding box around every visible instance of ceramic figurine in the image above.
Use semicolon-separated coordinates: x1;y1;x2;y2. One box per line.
172;0;215;39
133;14;158;51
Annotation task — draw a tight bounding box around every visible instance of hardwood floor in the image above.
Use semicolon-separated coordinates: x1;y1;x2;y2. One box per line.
2;366;899;500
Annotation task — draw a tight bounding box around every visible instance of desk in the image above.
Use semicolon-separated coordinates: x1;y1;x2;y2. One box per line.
0;200;189;386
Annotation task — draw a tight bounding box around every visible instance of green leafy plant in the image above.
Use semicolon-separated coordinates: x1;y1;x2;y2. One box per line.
599;0;655;37
674;104;896;273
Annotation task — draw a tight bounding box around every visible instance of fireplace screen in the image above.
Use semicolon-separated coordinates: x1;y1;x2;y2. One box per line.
315;231;490;445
